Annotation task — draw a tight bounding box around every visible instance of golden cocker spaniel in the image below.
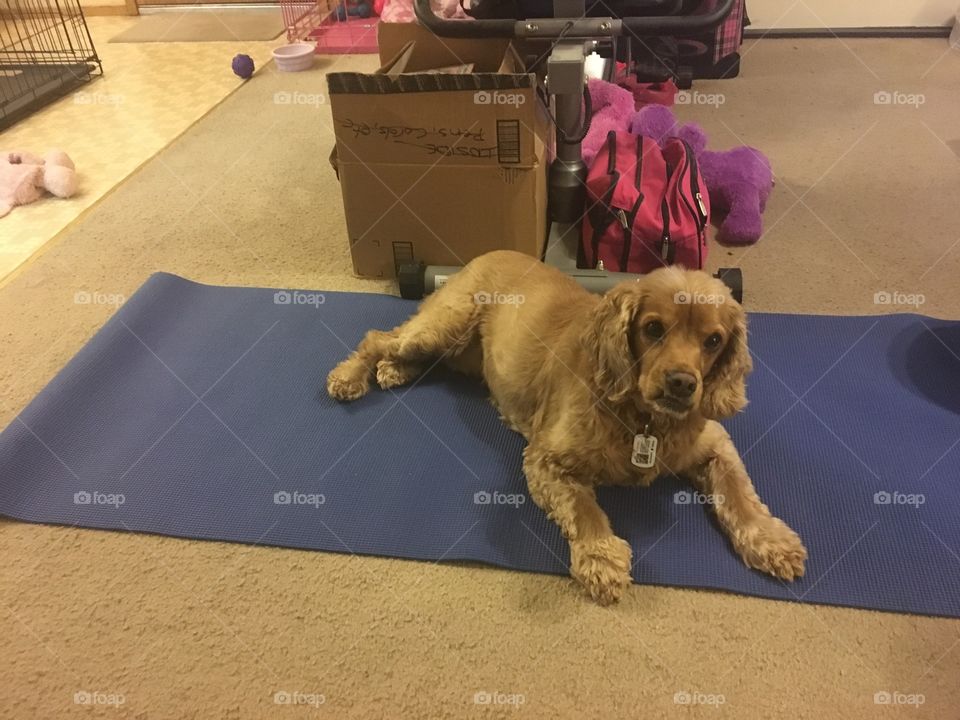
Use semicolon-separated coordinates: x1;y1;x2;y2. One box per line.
327;250;807;604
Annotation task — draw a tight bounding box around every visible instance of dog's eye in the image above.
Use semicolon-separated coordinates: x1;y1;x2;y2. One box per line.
644;321;665;340
704;333;723;351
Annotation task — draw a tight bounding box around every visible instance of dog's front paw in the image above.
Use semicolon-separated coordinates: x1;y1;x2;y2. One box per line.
327;366;369;401
737;517;807;581
570;536;633;605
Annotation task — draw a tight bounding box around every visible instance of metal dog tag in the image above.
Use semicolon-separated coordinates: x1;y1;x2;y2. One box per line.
632;432;658;469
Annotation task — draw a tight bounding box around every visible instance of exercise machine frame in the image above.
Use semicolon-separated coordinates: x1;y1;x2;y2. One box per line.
398;0;742;302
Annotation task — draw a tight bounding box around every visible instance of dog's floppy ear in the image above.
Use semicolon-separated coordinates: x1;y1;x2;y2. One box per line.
701;299;752;419
582;283;644;403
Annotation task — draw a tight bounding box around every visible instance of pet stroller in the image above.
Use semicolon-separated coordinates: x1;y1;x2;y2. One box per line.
398;0;744;302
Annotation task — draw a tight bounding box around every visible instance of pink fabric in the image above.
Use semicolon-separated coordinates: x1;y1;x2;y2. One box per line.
617;74;678;108
707;0;745;63
582;132;708;272
381;0;467;23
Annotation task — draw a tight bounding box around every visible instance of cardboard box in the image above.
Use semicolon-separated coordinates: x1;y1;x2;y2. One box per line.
327;26;551;279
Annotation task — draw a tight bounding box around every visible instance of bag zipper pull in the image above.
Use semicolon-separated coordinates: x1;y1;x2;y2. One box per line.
617;209;628;229
661;234;671;261
695;192;707;218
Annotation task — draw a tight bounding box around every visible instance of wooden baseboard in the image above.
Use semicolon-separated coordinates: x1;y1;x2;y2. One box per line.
1;6;134;17
744;26;951;38
83;0;139;16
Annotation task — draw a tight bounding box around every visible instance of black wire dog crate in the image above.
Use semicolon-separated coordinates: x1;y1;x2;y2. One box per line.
1;0;102;130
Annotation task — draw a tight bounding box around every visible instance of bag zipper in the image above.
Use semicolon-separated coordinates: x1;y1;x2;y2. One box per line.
676;144;699;229
590;132;620;268
683;140;707;225
589;177;620;268
677;140;706;268
607;131;617;174
660;155;674;265
620;135;645;272
660;199;672;264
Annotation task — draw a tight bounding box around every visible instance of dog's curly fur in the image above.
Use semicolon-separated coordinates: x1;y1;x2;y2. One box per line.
328;251;807;604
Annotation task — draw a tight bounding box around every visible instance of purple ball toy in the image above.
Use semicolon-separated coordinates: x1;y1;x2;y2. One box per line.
231;54;255;80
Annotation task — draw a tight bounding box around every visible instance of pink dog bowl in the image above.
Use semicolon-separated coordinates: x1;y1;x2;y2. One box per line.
272;42;315;72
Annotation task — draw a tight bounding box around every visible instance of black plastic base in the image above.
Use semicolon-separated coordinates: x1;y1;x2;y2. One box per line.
399;260;743;304
714;267;743;304
398;262;426;300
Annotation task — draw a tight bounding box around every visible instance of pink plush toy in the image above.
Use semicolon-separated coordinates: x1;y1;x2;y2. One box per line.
380;0;466;23
580;78;635;167
0;150;78;218
629;104;774;246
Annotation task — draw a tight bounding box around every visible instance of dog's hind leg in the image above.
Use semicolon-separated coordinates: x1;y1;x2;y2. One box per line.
327;328;397;401
374;285;483;389
374;357;423;390
327;274;482;401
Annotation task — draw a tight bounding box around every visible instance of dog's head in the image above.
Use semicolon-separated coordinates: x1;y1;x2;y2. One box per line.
583;268;752;420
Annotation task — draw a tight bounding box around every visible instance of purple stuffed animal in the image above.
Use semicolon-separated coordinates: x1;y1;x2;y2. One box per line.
629;104;774;245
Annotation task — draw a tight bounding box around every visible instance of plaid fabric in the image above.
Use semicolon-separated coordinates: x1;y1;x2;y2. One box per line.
707;0;745;63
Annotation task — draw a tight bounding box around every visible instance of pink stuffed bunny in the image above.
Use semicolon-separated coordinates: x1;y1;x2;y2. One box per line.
580;79;635;167
0;149;78;218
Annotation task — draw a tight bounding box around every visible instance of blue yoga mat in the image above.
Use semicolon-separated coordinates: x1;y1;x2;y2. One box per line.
1;273;958;617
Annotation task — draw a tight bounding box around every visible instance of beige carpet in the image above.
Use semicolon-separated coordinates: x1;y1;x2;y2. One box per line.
2;40;960;719
109;10;285;43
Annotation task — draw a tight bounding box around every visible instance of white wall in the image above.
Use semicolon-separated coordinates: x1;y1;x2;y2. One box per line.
748;1;956;29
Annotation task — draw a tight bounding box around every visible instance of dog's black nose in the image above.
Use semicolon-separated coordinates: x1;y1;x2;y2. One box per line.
666;371;698;399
